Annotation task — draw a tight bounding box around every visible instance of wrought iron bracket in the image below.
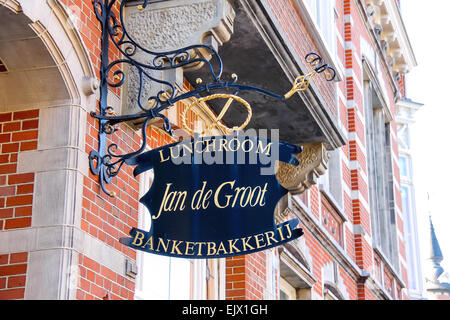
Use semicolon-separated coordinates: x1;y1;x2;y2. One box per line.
88;0;336;197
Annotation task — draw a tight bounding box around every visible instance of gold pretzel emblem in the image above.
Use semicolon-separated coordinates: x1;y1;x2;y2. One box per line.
181;94;252;135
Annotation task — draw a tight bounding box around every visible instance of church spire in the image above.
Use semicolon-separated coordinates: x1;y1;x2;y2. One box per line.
426;215;444;281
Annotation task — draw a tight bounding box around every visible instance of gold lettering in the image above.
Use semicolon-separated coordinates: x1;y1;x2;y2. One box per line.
284;223;293;239
265;231;278;246
214;180;235;209
169;146;180;159
256;141;272;156
192;181;207;210
156;238;170;252
231;186;246;208
241;236;254;251
204;139;216;152
254;233;266;249
154;183;172;219
159;149;170;163
185;241;195;255
219;138;229;152
228;239;241;254
277;226;285;241
259;183;268;207
181;142;193;155
216;241;228;255
239;187;252;208
249;186;261;207
207;242;217;256
143;236;154;250
171;240;183;255
171;191;187;211
131;231;145;246
197;242;206;256
155;183;187;219
194;140;204;153
228;138;240;152
202;189;213;209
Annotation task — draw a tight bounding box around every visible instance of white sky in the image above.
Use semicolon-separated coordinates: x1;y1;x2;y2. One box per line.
401;1;450;281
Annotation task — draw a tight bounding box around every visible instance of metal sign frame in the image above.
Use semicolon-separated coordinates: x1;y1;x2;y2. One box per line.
88;0;336;197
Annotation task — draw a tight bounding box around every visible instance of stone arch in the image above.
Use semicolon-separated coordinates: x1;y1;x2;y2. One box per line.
0;0;97;111
0;0;98;299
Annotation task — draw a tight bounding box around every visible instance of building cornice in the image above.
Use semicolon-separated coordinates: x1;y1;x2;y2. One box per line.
364;0;417;74
355;0;398;97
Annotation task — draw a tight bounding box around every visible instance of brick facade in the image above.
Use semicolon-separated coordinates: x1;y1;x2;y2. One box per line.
0;0;415;300
0;109;39;299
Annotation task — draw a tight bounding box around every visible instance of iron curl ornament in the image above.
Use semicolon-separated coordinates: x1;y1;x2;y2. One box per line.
88;0;336;197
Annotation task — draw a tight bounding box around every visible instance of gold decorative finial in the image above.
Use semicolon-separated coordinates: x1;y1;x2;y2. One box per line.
284;71;317;99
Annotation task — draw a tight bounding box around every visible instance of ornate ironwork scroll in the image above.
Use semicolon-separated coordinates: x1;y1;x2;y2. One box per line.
88;0;336;197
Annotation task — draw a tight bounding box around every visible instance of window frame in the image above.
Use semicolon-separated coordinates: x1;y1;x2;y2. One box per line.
363;72;399;270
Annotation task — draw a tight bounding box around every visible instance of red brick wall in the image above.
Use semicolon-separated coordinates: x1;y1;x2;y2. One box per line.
0;109;39;300
83;119;140;258
0;252;28;299
339;265;357;300
0;110;38;230
225;252;266;300
82;115;178;299
264;0;337;116
77;253;134;300
354;234;373;272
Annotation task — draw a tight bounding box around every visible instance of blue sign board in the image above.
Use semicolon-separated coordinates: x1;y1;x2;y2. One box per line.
119;135;304;258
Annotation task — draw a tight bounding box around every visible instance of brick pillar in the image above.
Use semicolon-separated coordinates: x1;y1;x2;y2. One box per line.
226;251;266;300
343;0;374;295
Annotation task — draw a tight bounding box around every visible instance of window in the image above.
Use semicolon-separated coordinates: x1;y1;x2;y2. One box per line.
374;254;382;284
320;149;343;206
323;262;346;300
319;149;345;247
401;186;419;292
363;79;399;269
280;277;297;300
304;0;337;55
399;156;408;177
134;170;193;300
134;169;225;300
397;123;411;149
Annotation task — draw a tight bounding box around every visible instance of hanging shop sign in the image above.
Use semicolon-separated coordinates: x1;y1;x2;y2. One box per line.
91;1;336;259
119;134;304;258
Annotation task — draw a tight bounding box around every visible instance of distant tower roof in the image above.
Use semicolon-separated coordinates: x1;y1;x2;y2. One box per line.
425;216;450;299
426;216;445;282
428;216;443;262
